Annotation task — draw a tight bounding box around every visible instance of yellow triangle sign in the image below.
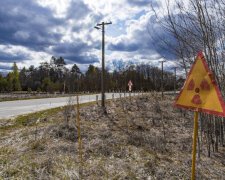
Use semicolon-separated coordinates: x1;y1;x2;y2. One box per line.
174;50;225;117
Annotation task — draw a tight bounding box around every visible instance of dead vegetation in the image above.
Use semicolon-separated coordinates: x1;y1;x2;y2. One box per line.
0;94;224;179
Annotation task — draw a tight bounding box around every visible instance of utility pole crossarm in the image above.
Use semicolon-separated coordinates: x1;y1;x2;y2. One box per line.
94;26;100;30
97;21;112;26
104;22;112;25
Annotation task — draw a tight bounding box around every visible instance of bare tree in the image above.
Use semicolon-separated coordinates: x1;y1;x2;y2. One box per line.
150;0;225;157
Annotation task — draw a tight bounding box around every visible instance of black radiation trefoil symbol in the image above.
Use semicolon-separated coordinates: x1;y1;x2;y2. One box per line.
187;78;210;105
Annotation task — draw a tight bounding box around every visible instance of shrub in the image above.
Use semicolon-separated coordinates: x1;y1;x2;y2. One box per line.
27;87;32;93
37;87;41;93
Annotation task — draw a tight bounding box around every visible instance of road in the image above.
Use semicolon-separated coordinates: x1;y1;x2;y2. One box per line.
0;93;140;119
0;91;177;119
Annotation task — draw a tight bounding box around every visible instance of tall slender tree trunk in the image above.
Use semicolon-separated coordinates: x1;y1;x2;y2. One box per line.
220;118;223;146
207;117;211;157
214;116;219;152
197;124;200;159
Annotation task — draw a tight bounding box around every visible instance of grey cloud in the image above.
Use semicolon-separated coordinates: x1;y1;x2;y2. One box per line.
127;0;160;7
107;13;180;61
67;0;91;19
0;65;11;71
65;55;99;64
108;42;139;52
0;0;101;66
51;40;99;64
0;51;31;62
0;0;64;51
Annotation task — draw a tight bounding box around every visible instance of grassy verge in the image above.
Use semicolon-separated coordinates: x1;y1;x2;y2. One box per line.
0;107;63;133
1;95;223;179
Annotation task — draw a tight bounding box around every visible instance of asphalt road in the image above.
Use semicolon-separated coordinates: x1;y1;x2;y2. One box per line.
0;91;177;119
0;92;140;119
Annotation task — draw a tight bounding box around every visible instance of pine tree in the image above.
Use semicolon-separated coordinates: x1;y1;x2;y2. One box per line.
12;62;21;91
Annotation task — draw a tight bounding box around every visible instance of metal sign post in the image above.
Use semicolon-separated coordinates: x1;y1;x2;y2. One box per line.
191;111;198;180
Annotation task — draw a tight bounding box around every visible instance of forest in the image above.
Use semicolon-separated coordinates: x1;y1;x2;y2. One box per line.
0;57;182;93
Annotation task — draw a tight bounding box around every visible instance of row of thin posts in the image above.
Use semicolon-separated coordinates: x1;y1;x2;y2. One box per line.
95;92;149;105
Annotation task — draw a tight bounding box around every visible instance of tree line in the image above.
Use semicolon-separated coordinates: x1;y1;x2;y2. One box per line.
0;56;182;93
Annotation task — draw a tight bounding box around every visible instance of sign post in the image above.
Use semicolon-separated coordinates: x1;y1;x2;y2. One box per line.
191;111;198;180
76;95;82;178
174;50;225;180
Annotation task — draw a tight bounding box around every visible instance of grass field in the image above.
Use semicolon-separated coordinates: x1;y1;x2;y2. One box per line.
0;94;224;179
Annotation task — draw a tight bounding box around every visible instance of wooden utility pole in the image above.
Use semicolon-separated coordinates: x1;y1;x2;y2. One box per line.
95;22;112;110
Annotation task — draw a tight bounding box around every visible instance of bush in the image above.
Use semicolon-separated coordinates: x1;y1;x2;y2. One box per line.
37;87;41;93
27;87;32;93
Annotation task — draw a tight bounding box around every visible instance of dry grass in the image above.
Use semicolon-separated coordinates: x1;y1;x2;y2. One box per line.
0;94;224;179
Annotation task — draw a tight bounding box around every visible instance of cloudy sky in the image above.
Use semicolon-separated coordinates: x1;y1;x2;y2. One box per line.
0;0;178;73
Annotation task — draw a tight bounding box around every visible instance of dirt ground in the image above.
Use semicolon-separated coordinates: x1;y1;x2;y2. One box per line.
0;94;224;179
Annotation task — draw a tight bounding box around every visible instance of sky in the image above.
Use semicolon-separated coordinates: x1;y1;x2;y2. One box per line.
0;0;180;74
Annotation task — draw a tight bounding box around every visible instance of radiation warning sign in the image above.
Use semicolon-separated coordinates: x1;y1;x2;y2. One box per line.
174;50;225;117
